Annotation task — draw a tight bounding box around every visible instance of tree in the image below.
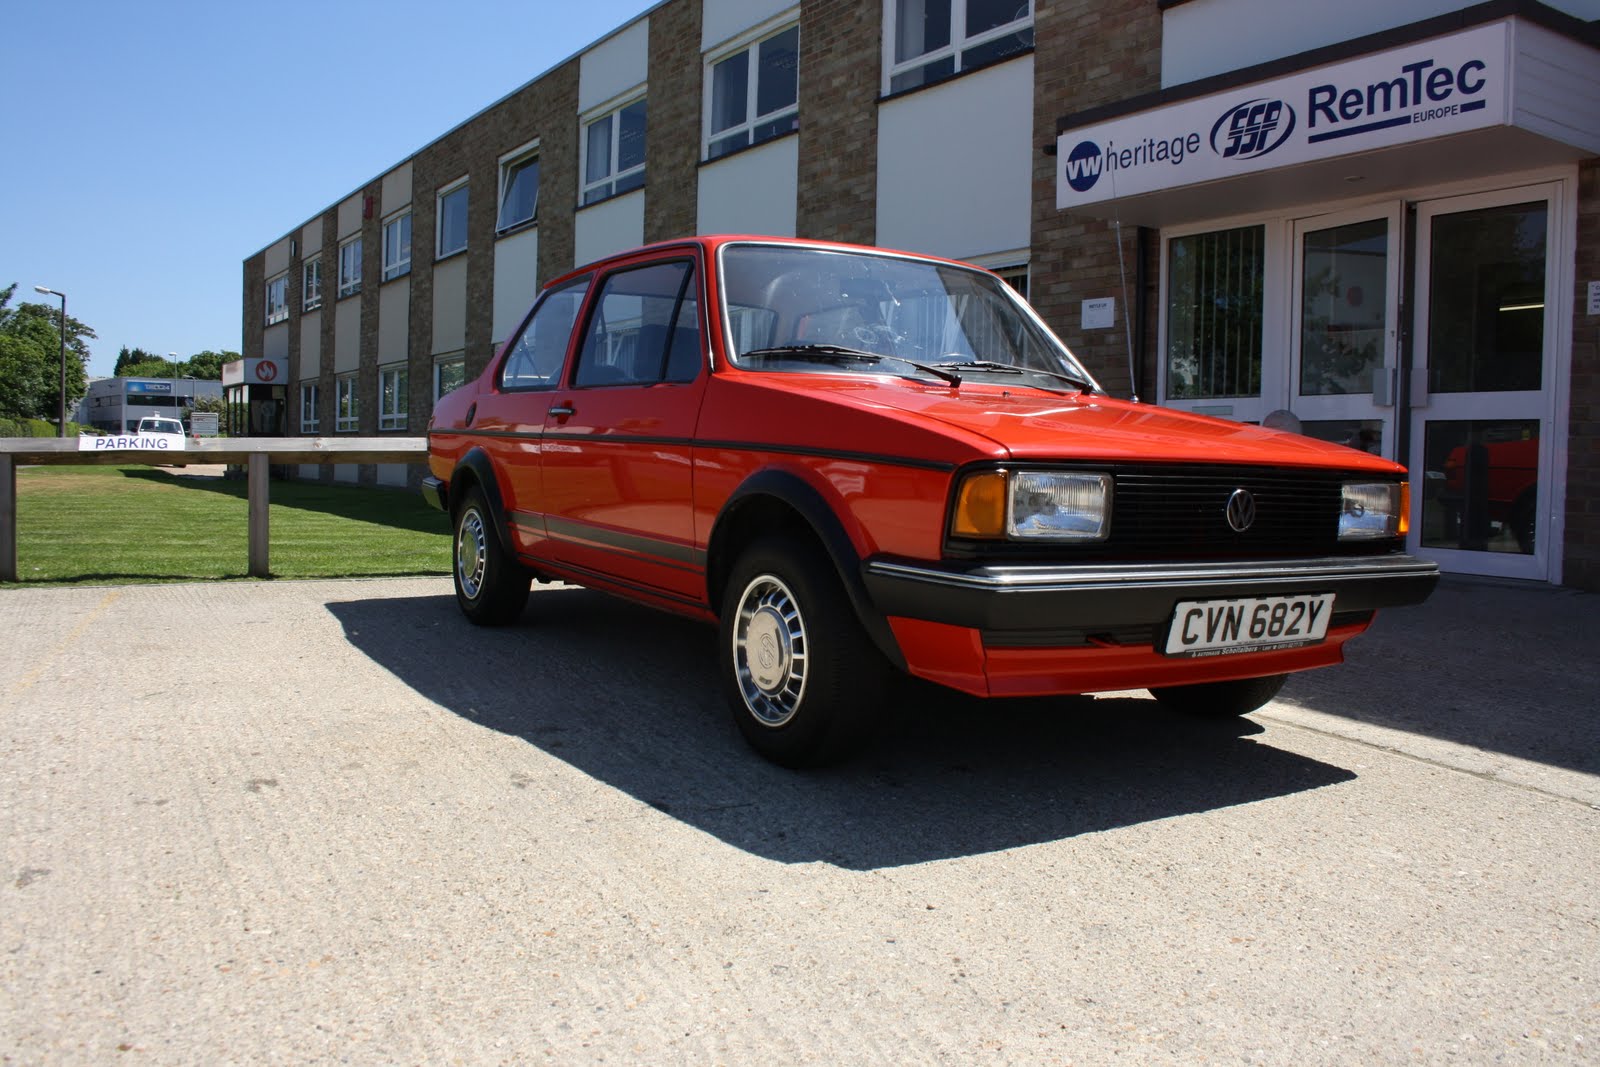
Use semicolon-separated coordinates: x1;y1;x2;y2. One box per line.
183;350;234;380
119;358;180;379
113;347;236;380
0;283;94;421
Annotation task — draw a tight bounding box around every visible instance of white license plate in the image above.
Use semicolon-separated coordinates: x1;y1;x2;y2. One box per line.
1163;593;1336;657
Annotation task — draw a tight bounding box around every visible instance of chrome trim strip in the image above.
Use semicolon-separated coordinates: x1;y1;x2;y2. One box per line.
864;555;1439;593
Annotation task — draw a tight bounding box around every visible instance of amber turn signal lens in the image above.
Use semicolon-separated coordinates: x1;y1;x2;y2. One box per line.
952;471;1008;538
1398;481;1411;536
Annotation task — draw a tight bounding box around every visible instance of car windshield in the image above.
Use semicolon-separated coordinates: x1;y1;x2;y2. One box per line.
717;243;1097;390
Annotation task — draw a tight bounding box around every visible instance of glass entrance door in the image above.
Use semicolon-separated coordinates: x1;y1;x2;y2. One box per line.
1291;205;1400;459
1409;185;1559;580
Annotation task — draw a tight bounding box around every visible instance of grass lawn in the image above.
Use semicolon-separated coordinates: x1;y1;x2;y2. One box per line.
8;464;451;584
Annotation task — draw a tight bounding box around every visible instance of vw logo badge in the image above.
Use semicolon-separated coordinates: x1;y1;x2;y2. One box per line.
1225;488;1256;533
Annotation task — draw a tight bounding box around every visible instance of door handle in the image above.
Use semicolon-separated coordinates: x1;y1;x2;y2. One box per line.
548;403;575;418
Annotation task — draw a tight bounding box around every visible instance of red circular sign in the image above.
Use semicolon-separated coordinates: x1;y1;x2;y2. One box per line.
255;361;278;382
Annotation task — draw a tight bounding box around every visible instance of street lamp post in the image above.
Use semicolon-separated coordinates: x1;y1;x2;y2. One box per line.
33;286;68;438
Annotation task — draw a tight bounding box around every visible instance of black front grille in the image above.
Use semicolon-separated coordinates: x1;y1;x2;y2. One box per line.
1111;466;1343;558
946;463;1401;562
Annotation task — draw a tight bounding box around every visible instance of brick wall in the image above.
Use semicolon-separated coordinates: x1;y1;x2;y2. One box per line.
241;254;265;361
796;0;879;243
1030;0;1162;400
646;0;702;243
1564;157;1599;591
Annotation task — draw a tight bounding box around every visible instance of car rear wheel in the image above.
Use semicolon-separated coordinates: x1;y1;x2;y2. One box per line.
453;485;530;626
1147;673;1288;717
720;535;887;767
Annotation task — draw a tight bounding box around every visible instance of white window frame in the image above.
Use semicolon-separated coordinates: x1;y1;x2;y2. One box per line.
882;0;1034;95
703;18;800;162
338;237;363;299
382;211;412;281
580;92;648;206
299;381;320;434
335;374;359;432
302;256;323;310
433;355;466;402
497;140;541;234
265;272;289;325
378;364;408;431
436;177;469;258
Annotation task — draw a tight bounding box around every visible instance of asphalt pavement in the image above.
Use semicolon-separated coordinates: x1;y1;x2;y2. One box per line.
1;574;1595;1064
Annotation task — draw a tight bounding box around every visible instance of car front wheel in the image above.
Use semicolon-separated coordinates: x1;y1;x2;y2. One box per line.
720;535;887;767
452;485;531;626
1147;673;1288;717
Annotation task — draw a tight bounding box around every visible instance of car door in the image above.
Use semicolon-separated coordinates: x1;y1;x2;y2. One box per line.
469;274;591;560
538;254;710;606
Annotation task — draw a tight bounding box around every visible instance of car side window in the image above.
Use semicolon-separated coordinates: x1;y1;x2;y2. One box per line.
500;276;590;391
574;260;701;388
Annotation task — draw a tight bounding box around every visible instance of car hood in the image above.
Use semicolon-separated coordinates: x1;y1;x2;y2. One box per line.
791;376;1405;473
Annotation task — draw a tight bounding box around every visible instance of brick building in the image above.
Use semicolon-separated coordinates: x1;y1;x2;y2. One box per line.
243;0;1600;588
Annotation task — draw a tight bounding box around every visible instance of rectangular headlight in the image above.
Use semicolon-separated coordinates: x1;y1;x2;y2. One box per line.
1340;482;1402;540
1009;472;1110;541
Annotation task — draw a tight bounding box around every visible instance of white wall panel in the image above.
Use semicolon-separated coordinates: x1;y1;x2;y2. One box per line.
574;190;645;267
333;464;359;484
298;311;321;381
697;136;798;236
301;220;323;256
263;323;289;362
1161;0;1600;87
337;193;363;238
703;0;797;49
334;299;361;373
378;276;410;361
376;464;408;487
875;58;1033;261
493;228;540;343
382;161;413;216
264;237;292;278
1512;21;1600;154
580;18;650;112
431;255;468;355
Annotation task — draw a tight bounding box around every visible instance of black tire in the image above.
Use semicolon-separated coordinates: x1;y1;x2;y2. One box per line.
719;534;889;767
1148;673;1288;718
452;485;531;626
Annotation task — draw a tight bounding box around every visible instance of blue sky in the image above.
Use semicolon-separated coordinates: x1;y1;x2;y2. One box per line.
1;0;658;378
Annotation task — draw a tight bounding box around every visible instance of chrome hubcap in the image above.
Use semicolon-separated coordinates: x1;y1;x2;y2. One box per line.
732;574;807;727
456;507;487;600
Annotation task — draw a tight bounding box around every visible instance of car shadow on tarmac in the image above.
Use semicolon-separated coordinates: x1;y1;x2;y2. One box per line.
327;587;1355;870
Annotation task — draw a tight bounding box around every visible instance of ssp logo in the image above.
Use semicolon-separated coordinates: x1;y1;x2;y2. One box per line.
1210;98;1296;160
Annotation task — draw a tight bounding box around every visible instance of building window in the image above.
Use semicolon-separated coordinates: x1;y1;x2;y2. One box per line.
581;96;647;206
338;237;363;299
382;212;412;281
706;24;799;161
991;263;1029;302
379;365;408;430
265;272;289;325
1166;225;1265;400
300;382;320;433
498;144;540;233
335;374;359;432
437;179;469;257
303;256;323;310
433;356;466;401
887;0;1034;94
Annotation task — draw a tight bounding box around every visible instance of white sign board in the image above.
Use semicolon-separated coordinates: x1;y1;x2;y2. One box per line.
1588;280;1600;316
1058;23;1508;210
222;357;288;387
79;434;188;452
1082;297;1116;329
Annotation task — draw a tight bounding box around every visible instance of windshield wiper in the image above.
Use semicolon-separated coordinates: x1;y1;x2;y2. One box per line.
934;360;1090;392
742;345;962;386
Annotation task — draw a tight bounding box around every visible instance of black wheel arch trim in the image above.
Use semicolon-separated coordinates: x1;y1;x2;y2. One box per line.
709;468;907;672
449;448;519;561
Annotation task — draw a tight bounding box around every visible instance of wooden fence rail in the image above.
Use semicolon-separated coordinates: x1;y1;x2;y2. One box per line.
0;437;429;582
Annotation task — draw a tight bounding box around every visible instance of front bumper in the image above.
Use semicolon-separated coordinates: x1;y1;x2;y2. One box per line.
862;553;1439;635
421;475;448;513
861;553;1439;697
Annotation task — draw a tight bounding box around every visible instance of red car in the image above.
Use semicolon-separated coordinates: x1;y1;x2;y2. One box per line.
424;236;1437;766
